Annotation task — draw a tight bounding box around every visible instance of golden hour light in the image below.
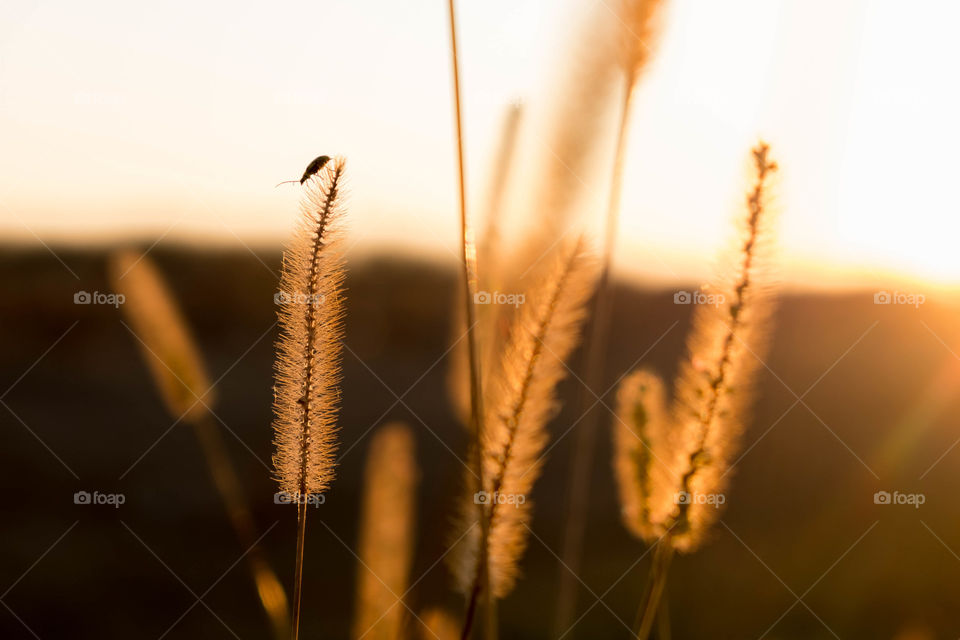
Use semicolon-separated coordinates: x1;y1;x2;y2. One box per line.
3;1;960;638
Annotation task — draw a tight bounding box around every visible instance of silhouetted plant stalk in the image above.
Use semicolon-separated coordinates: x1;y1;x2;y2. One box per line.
109;251;291;640
271;157;348;639
556;0;665;631
615;142;778;639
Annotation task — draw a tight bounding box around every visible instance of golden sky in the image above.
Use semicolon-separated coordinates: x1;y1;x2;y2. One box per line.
1;0;958;289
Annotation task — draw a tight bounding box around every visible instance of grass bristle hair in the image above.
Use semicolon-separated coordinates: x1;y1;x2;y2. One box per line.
271;154;347;639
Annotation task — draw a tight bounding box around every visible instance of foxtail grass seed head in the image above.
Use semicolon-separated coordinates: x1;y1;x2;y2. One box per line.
617;0;666;80
613;369;670;543
450;237;598;598
662;142;778;551
352;423;418;640
109;251;214;422
272;156;348;500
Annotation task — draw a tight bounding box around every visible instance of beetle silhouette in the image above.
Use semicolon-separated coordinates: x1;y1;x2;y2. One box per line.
276;155;331;187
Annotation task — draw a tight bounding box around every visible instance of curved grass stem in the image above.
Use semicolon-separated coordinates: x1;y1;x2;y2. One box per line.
634;540;674;640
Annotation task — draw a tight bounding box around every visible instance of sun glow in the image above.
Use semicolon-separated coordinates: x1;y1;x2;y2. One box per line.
0;0;958;289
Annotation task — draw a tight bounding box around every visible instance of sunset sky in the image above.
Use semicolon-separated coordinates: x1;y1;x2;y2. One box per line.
1;0;958;288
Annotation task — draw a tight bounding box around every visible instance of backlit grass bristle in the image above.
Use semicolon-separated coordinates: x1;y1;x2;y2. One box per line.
450;237;598;606
352;422;419;640
620;142;779;639
663;142;778;551
613;369;670;543
271;155;348;639
617;0;666;79
109;250;214;421
272;156;348;499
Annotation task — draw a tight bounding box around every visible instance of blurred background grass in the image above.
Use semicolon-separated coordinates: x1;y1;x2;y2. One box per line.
2;247;958;638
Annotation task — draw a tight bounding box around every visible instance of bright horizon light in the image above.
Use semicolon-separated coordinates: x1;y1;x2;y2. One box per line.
1;0;958;291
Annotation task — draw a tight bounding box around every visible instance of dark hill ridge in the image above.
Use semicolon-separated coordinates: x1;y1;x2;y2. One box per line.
1;246;958;638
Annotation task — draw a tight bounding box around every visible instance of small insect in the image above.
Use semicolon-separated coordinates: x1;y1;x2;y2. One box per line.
275;155;331;187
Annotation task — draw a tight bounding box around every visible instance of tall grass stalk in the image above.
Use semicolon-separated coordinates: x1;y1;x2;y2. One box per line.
452;238;597;639
556;0;665;630
109;251;290;640
446;1;493;637
448;102;524;428
352;423;418;640
634;540;673;639
615;142;778;639
271;157;348;639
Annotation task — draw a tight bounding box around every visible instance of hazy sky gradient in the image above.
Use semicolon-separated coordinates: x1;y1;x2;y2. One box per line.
1;0;958;288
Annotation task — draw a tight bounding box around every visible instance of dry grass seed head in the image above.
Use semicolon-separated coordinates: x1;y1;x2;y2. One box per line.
449;237;598;598
109;251;214;422
272;156;348;498
659;142;778;551
613;369;672;543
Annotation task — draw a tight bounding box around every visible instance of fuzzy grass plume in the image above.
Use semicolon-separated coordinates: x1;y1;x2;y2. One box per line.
662;142;777;550
613;369;670;543
110;251;215;421
451;237;597;637
110;251;290;639
617;142;778;639
271;155;348;639
352;422;419;640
